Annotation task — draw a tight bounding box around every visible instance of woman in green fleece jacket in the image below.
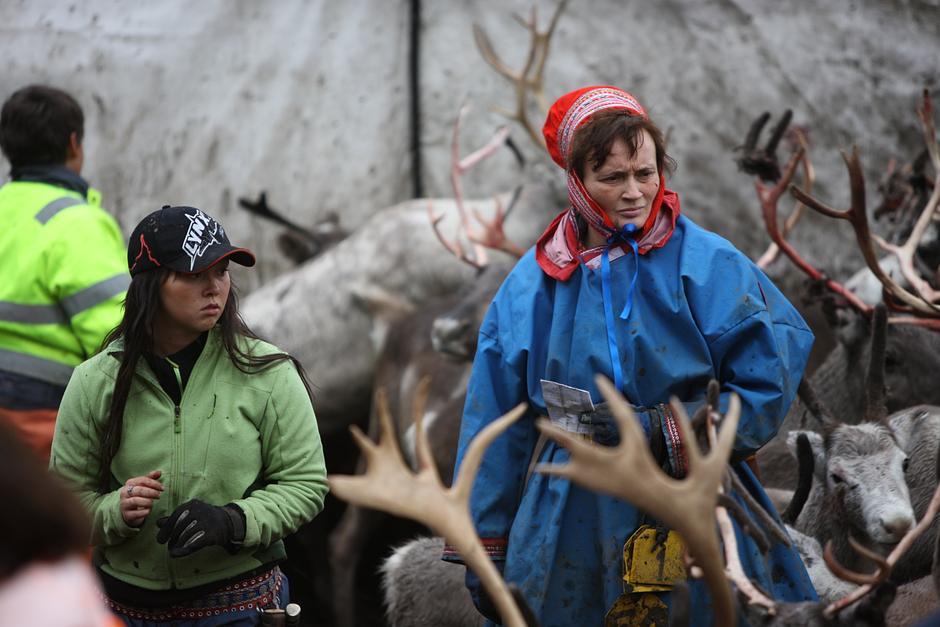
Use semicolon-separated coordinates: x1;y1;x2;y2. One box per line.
50;205;328;625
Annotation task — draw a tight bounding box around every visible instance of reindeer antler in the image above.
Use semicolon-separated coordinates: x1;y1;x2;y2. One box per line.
535;376;740;626
428;104;526;269
755;144;873;315
737;110;793;183
742;108;940;329
792;147;940;317
329;380;529;627
473;0;568;149
756;128;815;269
702;391;779;614
870;89;940;305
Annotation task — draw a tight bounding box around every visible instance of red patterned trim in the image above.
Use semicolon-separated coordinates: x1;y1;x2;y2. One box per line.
661;404;688;479
557;87;646;165
442;537;508;562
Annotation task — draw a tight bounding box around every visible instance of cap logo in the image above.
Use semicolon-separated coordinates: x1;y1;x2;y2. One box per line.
182;209;224;271
130;233;161;272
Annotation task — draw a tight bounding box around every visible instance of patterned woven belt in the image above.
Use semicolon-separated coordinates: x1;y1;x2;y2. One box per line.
104;566;282;621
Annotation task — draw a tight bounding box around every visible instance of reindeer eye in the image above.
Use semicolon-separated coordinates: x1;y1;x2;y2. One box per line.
830;473;844;485
903;458;910;472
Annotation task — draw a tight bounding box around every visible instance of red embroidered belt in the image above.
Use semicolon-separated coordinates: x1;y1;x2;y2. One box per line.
104;566;282;621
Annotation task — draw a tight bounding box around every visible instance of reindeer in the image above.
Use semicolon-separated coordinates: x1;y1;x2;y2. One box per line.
780;414;940;624
326;87;534;625
380;536;483;627
786;419;916;576
329;381;533;626
326;1;579;613
779;309;909;566
764;305;940;602
327;262;510;627
739;95;940;491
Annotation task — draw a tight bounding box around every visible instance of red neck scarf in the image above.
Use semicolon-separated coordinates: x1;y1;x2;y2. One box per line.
535;86;680;281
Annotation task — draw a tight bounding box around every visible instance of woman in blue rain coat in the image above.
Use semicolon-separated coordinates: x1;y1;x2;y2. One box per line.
445;86;818;626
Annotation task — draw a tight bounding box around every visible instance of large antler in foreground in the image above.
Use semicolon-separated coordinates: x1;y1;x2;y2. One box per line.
329;382;529;627
535;376;740;626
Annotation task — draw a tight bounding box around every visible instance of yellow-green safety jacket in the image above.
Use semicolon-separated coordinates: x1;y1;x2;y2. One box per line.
0;180;128;389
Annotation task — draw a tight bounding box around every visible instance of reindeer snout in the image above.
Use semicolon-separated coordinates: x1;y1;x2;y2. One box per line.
431;317;474;358
879;513;914;542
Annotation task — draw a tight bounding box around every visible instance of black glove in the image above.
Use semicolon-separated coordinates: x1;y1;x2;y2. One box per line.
156;499;245;557
466;563;503;623
590;402;669;470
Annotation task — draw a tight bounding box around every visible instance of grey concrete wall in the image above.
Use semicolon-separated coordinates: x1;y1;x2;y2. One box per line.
2;0;938;289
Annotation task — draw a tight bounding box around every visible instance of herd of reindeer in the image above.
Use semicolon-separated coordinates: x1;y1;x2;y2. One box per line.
235;5;940;625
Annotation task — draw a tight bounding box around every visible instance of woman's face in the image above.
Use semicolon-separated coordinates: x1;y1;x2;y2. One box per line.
582;130;660;233
153;261;231;352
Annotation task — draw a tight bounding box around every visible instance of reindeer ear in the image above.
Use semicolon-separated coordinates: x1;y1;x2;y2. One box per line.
348;283;416;352
787;430;826;481
349;283;416;319
888;408;925;454
830;306;867;350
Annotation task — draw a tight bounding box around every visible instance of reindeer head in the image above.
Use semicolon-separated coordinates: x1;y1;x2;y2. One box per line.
430;261;513;360
787;426;913;546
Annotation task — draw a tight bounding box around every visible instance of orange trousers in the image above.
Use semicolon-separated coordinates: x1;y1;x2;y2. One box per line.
0;406;57;464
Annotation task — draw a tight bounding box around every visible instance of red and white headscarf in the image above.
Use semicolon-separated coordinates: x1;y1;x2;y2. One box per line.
535;85;681;281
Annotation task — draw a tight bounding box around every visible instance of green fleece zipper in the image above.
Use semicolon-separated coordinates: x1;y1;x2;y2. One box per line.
166;357;183;588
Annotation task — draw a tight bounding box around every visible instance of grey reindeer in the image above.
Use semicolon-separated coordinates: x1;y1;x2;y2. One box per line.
786;306;940;586
782;420;940;624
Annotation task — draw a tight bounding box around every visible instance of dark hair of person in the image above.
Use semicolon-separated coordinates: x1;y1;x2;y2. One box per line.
568;109;677;182
0;85;84;168
0;421;90;581
96;268;315;491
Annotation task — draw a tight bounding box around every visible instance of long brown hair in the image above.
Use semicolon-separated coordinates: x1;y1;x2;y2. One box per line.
97;270;314;490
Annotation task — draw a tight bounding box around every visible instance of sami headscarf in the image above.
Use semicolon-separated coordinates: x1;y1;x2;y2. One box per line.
535;86;680;281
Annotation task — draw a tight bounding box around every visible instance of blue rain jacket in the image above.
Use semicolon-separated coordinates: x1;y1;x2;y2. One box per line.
452;214;818;626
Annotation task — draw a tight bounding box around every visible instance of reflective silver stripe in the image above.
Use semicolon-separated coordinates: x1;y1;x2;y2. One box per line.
35;196;84;224
0;274;129;324
0;348;74;387
61;273;129;318
0;300;66;324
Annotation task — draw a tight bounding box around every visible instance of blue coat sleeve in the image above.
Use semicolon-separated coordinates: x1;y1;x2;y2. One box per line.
449;304;537;561
709;299;812;457
680;250;814;459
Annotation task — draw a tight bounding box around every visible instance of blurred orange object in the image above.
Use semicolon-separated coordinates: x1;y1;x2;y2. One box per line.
0;407;56;463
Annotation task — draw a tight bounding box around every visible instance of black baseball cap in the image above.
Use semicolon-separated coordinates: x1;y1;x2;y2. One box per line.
128;205;256;276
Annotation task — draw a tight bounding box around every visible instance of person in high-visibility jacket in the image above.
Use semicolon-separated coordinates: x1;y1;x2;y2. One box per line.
0;85;128;461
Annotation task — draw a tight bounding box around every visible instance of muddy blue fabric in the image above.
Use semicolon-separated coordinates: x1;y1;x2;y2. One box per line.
452;214;818;626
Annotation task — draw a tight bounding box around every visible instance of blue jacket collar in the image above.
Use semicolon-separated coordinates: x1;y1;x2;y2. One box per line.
11;164;89;198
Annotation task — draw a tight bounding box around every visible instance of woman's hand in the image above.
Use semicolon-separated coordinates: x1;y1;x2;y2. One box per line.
121;470;164;527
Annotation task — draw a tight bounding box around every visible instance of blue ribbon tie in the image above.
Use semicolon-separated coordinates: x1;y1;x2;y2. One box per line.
600;224;640;392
